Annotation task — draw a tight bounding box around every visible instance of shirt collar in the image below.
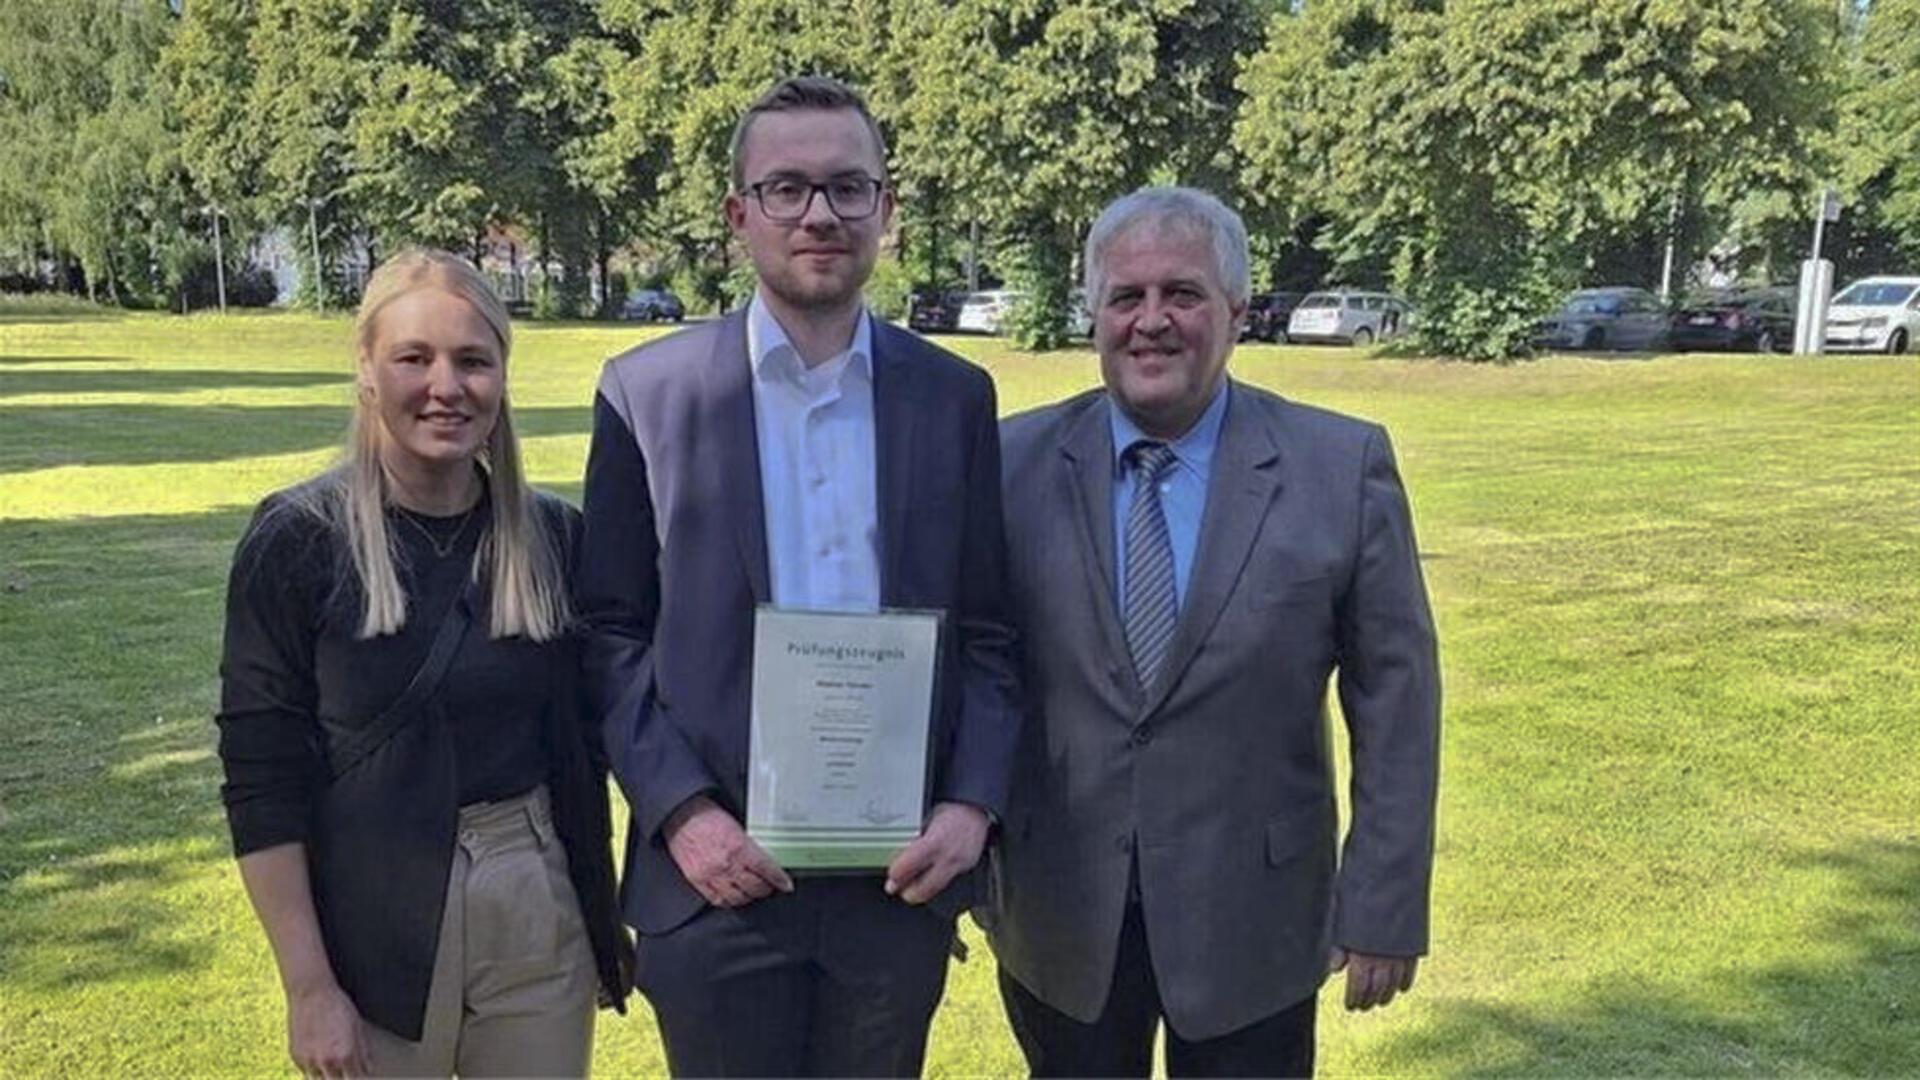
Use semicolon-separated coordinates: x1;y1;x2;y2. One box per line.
747;289;874;385
1109;378;1231;478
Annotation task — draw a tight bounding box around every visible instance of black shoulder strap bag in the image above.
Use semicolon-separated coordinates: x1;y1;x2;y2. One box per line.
325;578;478;780
311;577;479;1041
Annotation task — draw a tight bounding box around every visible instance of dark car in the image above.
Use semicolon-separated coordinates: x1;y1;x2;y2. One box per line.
1242;291;1304;342
1534;287;1670;352
907;290;966;333
621;287;684;322
1668;287;1795;353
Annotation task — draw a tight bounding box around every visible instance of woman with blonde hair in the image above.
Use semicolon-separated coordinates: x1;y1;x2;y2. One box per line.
216;249;629;1077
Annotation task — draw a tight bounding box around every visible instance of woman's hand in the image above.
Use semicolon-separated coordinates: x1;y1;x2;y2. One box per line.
234;845;370;1078
287;981;370;1079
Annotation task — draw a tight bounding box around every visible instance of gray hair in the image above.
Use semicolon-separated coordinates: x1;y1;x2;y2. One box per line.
1083;187;1251;309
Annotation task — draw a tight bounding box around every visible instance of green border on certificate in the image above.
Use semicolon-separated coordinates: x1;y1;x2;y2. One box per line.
747;607;943;871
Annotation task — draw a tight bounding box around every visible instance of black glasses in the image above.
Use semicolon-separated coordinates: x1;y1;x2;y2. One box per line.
743;176;885;222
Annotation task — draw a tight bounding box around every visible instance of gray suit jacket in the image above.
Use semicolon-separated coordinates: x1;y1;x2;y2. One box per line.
986;382;1440;1040
578;311;1021;936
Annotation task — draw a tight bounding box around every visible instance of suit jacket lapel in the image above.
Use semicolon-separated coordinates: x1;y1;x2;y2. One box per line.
1142;383;1283;717
872;321;919;604
702;310;771;603
1059;396;1139;703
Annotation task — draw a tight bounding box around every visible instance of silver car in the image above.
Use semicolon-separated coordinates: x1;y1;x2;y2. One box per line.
1534;287;1669;352
1286;290;1410;346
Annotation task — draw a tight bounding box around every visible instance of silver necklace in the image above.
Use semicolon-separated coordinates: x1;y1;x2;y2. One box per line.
394;503;479;558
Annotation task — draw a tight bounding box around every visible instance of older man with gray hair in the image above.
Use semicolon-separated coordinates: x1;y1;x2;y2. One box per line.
984;186;1441;1077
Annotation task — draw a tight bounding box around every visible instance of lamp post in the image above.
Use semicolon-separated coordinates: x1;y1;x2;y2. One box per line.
1793;188;1840;355
307;197;326;315
304;189;343;315
204;203;227;314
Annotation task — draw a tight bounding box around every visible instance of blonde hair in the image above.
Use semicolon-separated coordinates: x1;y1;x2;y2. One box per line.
308;248;570;641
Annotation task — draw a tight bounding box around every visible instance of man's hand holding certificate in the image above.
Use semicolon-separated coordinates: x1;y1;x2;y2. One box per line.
885;801;990;904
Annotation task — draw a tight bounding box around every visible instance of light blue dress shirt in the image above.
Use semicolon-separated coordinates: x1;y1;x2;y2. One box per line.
747;292;882;613
1110;381;1230;612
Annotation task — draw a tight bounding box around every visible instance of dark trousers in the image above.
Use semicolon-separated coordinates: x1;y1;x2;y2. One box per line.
999;900;1316;1078
635;876;953;1077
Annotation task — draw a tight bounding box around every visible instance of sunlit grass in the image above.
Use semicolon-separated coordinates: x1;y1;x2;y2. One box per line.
2;312;1916;1075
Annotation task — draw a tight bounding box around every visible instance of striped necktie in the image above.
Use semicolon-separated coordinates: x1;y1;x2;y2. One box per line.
1122;440;1180;689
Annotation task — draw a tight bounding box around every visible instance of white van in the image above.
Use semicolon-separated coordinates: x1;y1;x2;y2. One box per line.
1286;290;1410;346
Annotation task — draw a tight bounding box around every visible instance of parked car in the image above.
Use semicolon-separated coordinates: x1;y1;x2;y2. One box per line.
906;290;966;333
956;289;1019;334
953;289;1089;337
621;287;684;322
1242;291;1304;342
1534;287;1669;352
1823;276;1920;354
1286;290;1410;346
1668;287;1795;353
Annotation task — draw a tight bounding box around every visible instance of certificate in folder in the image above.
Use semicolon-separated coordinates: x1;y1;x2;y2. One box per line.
747;606;942;870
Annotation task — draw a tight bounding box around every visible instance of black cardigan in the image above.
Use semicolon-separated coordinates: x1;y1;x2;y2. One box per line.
216;481;630;1040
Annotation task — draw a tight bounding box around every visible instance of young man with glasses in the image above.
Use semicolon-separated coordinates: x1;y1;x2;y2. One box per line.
578;76;1020;1076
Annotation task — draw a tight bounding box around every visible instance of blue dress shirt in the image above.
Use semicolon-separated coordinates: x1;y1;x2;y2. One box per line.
1109;381;1230;612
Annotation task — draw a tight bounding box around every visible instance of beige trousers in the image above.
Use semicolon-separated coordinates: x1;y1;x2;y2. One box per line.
362;785;597;1077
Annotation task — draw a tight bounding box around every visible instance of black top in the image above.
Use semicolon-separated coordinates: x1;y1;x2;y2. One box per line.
214;478;632;1039
218;484;549;856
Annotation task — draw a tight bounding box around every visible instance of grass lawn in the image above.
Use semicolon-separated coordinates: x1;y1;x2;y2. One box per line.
1;310;1916;1076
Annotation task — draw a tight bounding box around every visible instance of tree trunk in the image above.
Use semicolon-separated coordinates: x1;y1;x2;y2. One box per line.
595;205;612;319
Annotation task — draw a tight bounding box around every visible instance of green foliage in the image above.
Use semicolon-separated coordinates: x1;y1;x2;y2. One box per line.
1002;221;1078;351
863;250;914;322
0;0;1892;354
528;269;589;320
886;0;1259;351
1838;0;1920;265
1238;0;1842;360
162;0;261;213
0;292;112;317
0;1;188;304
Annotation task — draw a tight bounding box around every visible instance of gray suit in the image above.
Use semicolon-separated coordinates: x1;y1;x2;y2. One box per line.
986;382;1440;1042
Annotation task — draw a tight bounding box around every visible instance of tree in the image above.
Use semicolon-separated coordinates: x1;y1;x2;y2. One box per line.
1837;0;1920;268
885;0;1259;349
0;1;183;303
246;0;607;309
162;0;265;311
587;0;889;313
1237;0;1842;360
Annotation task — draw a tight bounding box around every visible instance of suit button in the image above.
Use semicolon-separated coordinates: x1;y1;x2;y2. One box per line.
1115;834;1134;854
1130;724;1153;747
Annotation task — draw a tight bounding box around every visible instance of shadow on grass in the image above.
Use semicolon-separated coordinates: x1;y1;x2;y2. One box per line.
0;489;587;993
1376;840;1920;1075
516;406;593;439
0;369;346;397
0;405;348;473
0;404;591;475
0;311;128;326
0;509;253;990
0;354;140;367
1534;349;1665;362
